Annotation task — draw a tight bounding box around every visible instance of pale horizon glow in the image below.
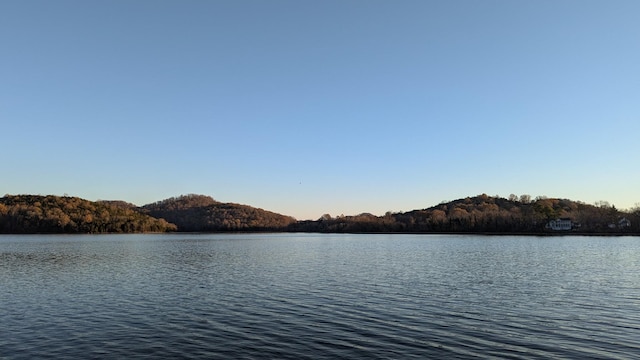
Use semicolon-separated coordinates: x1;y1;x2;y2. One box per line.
1;1;639;220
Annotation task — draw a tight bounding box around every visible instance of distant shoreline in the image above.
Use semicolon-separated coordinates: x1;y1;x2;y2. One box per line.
2;230;637;236
2;193;638;235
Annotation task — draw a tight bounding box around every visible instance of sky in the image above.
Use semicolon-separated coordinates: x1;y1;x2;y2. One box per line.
1;1;639;220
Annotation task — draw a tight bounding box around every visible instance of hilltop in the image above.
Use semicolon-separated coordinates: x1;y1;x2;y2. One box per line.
141;194;297;232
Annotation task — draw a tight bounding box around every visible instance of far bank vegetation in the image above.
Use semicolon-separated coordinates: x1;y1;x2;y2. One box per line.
290;194;640;234
1;193;638;235
141;194;297;232
0;195;176;233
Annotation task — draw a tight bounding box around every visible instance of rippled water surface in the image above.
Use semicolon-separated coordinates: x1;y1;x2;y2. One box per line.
2;234;640;359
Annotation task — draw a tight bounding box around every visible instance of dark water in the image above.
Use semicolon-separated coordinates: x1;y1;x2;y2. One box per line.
1;234;639;359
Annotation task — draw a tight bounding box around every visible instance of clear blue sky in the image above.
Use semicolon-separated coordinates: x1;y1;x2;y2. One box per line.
2;1;639;220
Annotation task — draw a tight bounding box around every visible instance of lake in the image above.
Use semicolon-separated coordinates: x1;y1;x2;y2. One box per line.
1;233;639;359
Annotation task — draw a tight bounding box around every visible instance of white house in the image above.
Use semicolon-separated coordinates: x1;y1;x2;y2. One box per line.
609;218;632;229
546;218;573;231
618;218;631;228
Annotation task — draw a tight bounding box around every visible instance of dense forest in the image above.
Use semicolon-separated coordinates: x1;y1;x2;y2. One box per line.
1;193;638;234
141;194;297;232
0;195;177;233
289;194;640;234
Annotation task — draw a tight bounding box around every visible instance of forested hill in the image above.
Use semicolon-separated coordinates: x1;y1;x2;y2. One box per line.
289;194;640;234
0;195;177;233
141;194;297;232
0;194;297;233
